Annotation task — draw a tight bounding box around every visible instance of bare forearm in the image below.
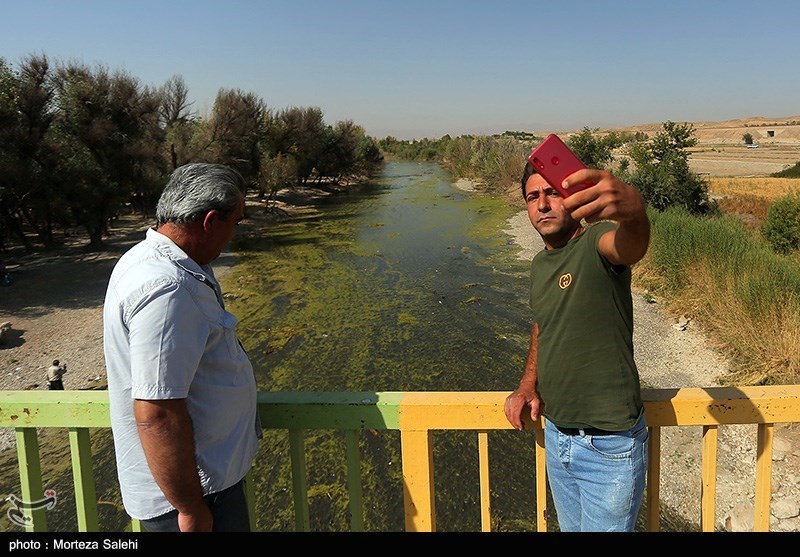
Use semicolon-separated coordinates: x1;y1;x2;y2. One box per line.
517;323;539;391
134;399;207;516
610;211;651;266
504;323;542;430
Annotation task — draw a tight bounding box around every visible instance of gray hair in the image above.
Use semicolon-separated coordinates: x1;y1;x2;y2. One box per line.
156;163;245;226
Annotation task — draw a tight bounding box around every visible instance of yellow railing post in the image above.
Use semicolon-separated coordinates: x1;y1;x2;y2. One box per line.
400;429;436;532
646;426;662;532
477;431;491;532
533;421;547;532
754;423;774;532
700;424;719;531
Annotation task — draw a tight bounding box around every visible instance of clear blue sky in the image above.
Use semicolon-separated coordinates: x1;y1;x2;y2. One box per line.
2;0;799;140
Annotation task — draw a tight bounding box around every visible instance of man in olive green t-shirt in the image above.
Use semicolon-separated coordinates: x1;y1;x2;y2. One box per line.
504;159;651;532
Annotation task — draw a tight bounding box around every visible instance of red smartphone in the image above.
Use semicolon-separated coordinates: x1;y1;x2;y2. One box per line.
527;134;592;197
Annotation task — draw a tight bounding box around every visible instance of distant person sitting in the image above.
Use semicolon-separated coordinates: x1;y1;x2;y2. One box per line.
47;359;67;390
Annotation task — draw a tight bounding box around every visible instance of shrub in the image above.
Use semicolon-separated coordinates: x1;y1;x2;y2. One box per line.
626;121;715;215
771;161;800;178
630;152;717;215
761;191;800;254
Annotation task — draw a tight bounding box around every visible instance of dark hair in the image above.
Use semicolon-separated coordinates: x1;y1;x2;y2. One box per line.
520;161;538;198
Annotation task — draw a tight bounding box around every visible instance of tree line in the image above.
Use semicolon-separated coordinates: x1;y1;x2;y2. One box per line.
0;54;383;252
380;124;800;257
379;124;715;215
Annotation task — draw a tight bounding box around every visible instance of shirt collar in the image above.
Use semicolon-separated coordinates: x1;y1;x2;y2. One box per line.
145;228;216;282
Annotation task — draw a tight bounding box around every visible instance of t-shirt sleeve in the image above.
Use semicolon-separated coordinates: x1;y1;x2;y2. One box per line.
127;281;210;400
589;221;627;275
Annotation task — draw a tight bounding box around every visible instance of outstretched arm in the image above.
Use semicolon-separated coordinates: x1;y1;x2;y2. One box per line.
561;169;650;266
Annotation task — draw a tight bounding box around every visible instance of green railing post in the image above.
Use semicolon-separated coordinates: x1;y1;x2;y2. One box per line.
288;429;310;531
14;428;48;532
344;430;364;532
68;428;99;532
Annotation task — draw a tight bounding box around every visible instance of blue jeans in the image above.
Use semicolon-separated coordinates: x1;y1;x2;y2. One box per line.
544;412;648;532
140;478;250;532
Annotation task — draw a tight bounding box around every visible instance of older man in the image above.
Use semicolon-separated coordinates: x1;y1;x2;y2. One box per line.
103;163;260;532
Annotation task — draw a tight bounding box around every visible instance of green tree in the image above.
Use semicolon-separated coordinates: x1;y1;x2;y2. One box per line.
51;62;164;249
272;106;328;187
259;152;297;205
649;121;697;162
743;132;754;145
0;55;63;251
205;88;269;191
627;121;714;215
566;127;616;169
158;74;200;172
0;57;29;251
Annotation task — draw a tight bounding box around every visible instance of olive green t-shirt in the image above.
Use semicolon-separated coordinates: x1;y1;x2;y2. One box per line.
530;221;643;431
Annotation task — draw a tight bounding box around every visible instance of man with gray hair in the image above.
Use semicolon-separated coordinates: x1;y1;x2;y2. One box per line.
103;163;260;532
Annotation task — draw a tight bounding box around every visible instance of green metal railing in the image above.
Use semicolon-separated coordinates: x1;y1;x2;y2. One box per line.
1;386;799;532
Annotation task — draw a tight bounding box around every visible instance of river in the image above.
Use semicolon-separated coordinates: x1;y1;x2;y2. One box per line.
225;161;541;531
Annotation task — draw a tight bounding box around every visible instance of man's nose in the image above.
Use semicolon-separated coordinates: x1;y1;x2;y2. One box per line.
538;194;550;211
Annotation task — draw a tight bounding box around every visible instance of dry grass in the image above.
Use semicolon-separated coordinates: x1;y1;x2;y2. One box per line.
635;256;800;386
676;265;800;385
708;177;800;201
708;177;800;230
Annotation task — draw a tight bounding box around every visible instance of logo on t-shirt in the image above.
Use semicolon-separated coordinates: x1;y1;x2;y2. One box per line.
558;273;573;289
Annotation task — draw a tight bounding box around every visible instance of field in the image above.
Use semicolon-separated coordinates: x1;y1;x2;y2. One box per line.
625;117;800;226
595;114;800;180
689;144;800;179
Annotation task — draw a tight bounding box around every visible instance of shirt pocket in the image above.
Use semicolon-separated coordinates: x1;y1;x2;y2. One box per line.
220;311;242;359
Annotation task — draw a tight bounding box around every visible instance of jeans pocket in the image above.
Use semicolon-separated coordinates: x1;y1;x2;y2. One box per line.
589;433;634;459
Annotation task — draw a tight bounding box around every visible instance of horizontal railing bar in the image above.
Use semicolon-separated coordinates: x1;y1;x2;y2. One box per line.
0;391;110;428
3;386;800;429
642;385;800;425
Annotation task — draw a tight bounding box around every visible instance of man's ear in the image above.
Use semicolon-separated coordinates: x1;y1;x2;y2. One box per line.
201;210;219;232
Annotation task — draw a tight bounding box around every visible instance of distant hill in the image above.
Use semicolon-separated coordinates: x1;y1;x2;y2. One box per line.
594;115;800;145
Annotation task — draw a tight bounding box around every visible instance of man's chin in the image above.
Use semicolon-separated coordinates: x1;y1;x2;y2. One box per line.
534;221;559;235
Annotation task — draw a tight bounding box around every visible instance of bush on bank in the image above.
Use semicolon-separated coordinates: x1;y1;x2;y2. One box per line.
636;206;800;386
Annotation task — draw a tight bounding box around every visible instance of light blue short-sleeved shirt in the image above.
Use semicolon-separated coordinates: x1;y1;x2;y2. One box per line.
103;229;260;520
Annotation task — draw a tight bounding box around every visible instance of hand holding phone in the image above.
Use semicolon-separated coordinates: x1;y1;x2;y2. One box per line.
527;134;592;197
